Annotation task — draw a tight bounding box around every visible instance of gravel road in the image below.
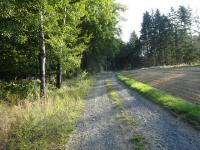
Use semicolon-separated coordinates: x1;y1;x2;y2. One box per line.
66;74;200;150
66;76;134;150
112;77;200;150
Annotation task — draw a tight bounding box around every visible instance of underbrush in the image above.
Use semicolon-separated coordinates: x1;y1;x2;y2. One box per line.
0;77;94;149
0;80;40;105
117;74;200;130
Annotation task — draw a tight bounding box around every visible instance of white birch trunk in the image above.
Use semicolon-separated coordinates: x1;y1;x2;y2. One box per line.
40;10;46;99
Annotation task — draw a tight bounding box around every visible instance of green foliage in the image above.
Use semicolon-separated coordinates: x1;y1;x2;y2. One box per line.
117;74;200;129
0;80;40;105
130;135;145;150
115;31;142;69
81;0;124;72
0;0;123;84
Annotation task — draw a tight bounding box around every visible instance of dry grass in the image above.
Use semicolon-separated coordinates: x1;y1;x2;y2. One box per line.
0;78;94;149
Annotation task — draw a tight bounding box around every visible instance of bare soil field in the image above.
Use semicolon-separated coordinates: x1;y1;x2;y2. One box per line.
121;67;200;104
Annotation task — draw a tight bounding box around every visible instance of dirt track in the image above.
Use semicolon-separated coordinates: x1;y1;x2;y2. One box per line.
66;75;134;150
122;67;200;104
66;74;200;150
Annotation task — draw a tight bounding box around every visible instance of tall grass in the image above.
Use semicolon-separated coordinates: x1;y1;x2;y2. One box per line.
117;74;200;130
0;77;94;149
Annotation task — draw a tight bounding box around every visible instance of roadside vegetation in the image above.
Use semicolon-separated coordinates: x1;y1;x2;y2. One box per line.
0;76;94;149
117;74;200;130
105;80;145;150
0;80;40;105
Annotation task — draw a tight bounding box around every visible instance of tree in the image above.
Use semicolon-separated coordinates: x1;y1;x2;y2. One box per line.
140;11;153;66
138;6;197;67
39;8;46;98
0;0;40;80
115;31;142;70
81;0;124;72
47;0;88;88
128;31;142;67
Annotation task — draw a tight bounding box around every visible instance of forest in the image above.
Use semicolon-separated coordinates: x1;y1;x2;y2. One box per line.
0;0;123;97
0;0;200;149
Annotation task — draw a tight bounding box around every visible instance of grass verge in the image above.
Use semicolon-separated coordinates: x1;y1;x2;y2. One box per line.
105;80;145;150
117;74;200;130
0;77;94;150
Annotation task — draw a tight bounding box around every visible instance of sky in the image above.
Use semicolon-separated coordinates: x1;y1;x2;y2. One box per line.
116;0;200;42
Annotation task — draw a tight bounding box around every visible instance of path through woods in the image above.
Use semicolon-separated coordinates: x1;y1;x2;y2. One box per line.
66;74;200;150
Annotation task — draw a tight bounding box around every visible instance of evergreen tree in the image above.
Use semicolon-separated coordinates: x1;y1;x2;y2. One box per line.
140;11;153;66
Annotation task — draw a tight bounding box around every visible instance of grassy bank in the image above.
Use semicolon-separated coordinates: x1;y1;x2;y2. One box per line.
0;77;94;149
117;74;200;129
105;80;145;150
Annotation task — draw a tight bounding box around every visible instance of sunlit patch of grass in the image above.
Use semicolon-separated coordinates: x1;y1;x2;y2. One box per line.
105;80;124;111
117;74;200;129
0;78;94;149
130;135;145;150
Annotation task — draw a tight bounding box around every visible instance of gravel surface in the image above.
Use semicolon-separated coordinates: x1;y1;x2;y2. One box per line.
112;77;200;150
66;74;200;150
66;76;134;150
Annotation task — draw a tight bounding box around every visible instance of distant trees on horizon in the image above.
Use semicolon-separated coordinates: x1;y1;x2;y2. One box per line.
116;5;200;69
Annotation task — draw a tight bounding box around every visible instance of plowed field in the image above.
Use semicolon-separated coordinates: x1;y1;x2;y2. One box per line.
122;67;200;104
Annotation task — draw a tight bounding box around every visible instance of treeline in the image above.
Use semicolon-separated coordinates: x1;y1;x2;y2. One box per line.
1;2;200;94
0;0;123;96
116;6;200;69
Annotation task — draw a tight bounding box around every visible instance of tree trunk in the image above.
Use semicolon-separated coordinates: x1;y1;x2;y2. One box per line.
56;1;67;88
56;63;62;88
40;10;46;99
